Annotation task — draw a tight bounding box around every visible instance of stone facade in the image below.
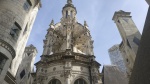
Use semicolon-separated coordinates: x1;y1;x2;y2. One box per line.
16;44;37;84
33;0;102;84
102;65;128;84
108;44;127;74
0;0;41;83
112;10;141;78
129;2;150;84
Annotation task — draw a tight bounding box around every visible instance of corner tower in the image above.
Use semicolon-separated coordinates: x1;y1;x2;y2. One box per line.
0;0;41;83
16;44;38;84
34;0;101;84
113;10;141;77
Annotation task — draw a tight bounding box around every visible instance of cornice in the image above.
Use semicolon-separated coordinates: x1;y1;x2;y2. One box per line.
0;39;16;59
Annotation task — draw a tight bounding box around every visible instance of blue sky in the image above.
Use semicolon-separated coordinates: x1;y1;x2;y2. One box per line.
27;0;148;71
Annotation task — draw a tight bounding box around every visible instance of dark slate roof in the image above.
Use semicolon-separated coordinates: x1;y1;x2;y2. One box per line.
102;65;128;84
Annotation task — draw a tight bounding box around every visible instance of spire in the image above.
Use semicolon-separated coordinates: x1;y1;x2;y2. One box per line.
67;0;72;4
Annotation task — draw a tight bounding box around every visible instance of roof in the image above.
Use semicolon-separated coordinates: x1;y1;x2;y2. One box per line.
102;65;128;84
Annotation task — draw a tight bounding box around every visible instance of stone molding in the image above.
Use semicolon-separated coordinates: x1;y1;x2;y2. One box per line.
0;39;15;58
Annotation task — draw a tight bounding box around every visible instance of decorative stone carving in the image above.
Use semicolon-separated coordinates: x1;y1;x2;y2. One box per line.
64;70;71;78
34;0;101;84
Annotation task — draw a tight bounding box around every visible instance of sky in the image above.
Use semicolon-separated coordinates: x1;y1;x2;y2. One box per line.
27;0;148;71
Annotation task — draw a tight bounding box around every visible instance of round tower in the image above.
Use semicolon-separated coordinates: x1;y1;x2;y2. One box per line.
0;0;41;82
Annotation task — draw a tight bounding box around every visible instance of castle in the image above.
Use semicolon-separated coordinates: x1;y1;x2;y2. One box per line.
0;0;148;84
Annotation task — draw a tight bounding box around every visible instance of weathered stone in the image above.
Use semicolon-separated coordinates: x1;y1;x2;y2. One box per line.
129;6;150;84
34;0;102;84
112;10;141;78
0;0;41;83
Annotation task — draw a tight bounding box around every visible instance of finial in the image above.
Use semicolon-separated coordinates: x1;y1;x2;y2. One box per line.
67;0;72;4
84;20;88;27
50;19;54;26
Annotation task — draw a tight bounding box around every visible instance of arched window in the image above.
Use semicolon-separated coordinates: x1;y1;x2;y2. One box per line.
74;78;87;84
49;79;61;84
70;11;73;18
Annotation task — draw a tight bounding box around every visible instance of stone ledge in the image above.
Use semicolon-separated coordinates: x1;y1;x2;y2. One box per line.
0;39;16;59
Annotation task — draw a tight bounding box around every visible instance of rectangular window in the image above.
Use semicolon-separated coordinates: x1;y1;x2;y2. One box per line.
66;11;68;18
20;70;25;79
133;37;140;46
23;0;32;11
0;54;7;74
10;22;21;39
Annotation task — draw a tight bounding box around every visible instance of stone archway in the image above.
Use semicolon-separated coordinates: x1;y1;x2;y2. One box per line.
74;78;87;84
48;79;61;84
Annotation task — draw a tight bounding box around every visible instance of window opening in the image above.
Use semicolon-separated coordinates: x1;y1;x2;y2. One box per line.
10;22;21;39
66;11;68;18
133;37;140;46
74;78;87;84
20;69;25;79
71;11;73;18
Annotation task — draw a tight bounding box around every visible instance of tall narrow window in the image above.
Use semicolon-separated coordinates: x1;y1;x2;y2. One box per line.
71;11;73;18
66;11;68;18
0;53;7;74
10;22;22;39
20;69;25;79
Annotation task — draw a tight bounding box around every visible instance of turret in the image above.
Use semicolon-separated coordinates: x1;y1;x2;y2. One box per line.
62;0;77;19
16;44;37;84
0;0;41;83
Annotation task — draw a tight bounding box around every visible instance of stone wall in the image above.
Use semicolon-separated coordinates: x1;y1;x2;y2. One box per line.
16;45;37;84
129;7;150;84
0;0;41;83
112;10;141;78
